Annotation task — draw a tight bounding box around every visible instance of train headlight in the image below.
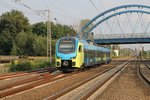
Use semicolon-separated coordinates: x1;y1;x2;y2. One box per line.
72;62;75;66
63;61;68;66
57;62;60;66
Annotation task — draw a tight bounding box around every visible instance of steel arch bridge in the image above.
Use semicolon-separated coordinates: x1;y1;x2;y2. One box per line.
79;4;150;44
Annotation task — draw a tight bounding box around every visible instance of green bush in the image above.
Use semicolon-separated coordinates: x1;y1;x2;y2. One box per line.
33;61;53;69
10;58;54;72
10;61;32;72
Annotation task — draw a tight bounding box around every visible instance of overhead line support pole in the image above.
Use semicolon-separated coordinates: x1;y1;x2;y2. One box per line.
48;10;52;63
37;10;52;63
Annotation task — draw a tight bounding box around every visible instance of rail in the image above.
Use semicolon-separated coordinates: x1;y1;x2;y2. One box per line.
137;62;150;86
44;62;129;100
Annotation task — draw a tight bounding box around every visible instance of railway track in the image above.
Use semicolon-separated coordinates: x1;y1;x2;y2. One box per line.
0;67;57;98
138;61;150;86
2;64;112;99
1;58;147;100
0;69;90;98
145;63;150;70
0;72;36;80
44;61;130;100
0;72;61;98
93;59;150;100
0;61;123;99
0;67;56;80
0;57;127;80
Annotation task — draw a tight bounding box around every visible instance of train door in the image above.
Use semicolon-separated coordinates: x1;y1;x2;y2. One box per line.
78;44;84;68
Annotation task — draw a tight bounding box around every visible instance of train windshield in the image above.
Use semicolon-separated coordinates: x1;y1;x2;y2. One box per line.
58;38;76;54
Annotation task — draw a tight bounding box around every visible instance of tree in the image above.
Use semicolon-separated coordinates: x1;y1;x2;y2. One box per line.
11;32;48;56
11;32;35;56
0;10;31;55
32;35;47;56
78;19;94;38
32;22;47;36
120;48;134;56
51;23;76;38
32;22;76;39
79;19;93;32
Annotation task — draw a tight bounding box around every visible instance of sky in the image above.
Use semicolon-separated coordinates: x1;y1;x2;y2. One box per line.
0;0;149;24
0;0;150;50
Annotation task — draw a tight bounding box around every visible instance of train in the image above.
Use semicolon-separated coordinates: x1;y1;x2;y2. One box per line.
55;37;111;72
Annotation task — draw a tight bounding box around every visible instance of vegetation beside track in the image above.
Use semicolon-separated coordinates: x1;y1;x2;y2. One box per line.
140;50;150;60
3;57;54;72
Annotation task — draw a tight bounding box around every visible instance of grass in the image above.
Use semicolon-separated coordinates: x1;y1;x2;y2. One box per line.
111;55;131;60
8;56;55;72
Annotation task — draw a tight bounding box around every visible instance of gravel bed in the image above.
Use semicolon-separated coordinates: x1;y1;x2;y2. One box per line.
95;61;150;100
57;62;126;100
0;73;40;88
3;61;121;100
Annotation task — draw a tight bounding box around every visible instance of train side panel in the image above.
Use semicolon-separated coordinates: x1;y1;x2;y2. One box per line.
83;46;98;67
72;42;84;68
55;42;61;68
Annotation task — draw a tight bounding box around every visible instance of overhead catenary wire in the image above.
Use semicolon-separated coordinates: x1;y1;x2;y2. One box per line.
43;0;82;21
13;0;47;20
13;0;81;22
98;0;106;10
0;2;11;10
89;0;100;13
0;0;47;20
43;0;69;16
0;1;19;10
1;0;47;22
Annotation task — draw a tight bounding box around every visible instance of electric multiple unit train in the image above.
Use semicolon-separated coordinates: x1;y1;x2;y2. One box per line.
55;37;110;72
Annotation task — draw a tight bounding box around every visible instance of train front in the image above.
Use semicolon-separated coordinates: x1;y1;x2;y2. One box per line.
55;37;79;72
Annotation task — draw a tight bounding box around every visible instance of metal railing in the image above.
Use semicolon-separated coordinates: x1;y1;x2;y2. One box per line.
94;33;150;39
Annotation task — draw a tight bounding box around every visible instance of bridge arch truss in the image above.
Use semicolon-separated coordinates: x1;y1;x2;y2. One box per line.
79;4;150;44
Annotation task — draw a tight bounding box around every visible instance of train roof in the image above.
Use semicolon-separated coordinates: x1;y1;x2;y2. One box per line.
79;39;110;53
57;37;110;53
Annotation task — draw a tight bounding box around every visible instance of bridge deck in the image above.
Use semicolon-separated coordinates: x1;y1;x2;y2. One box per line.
93;34;150;44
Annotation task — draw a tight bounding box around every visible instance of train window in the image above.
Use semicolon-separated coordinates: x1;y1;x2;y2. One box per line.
58;38;75;54
79;45;82;52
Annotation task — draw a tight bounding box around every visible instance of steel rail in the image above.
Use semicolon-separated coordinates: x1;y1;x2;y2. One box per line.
80;62;129;100
137;62;150;86
44;62;129;100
